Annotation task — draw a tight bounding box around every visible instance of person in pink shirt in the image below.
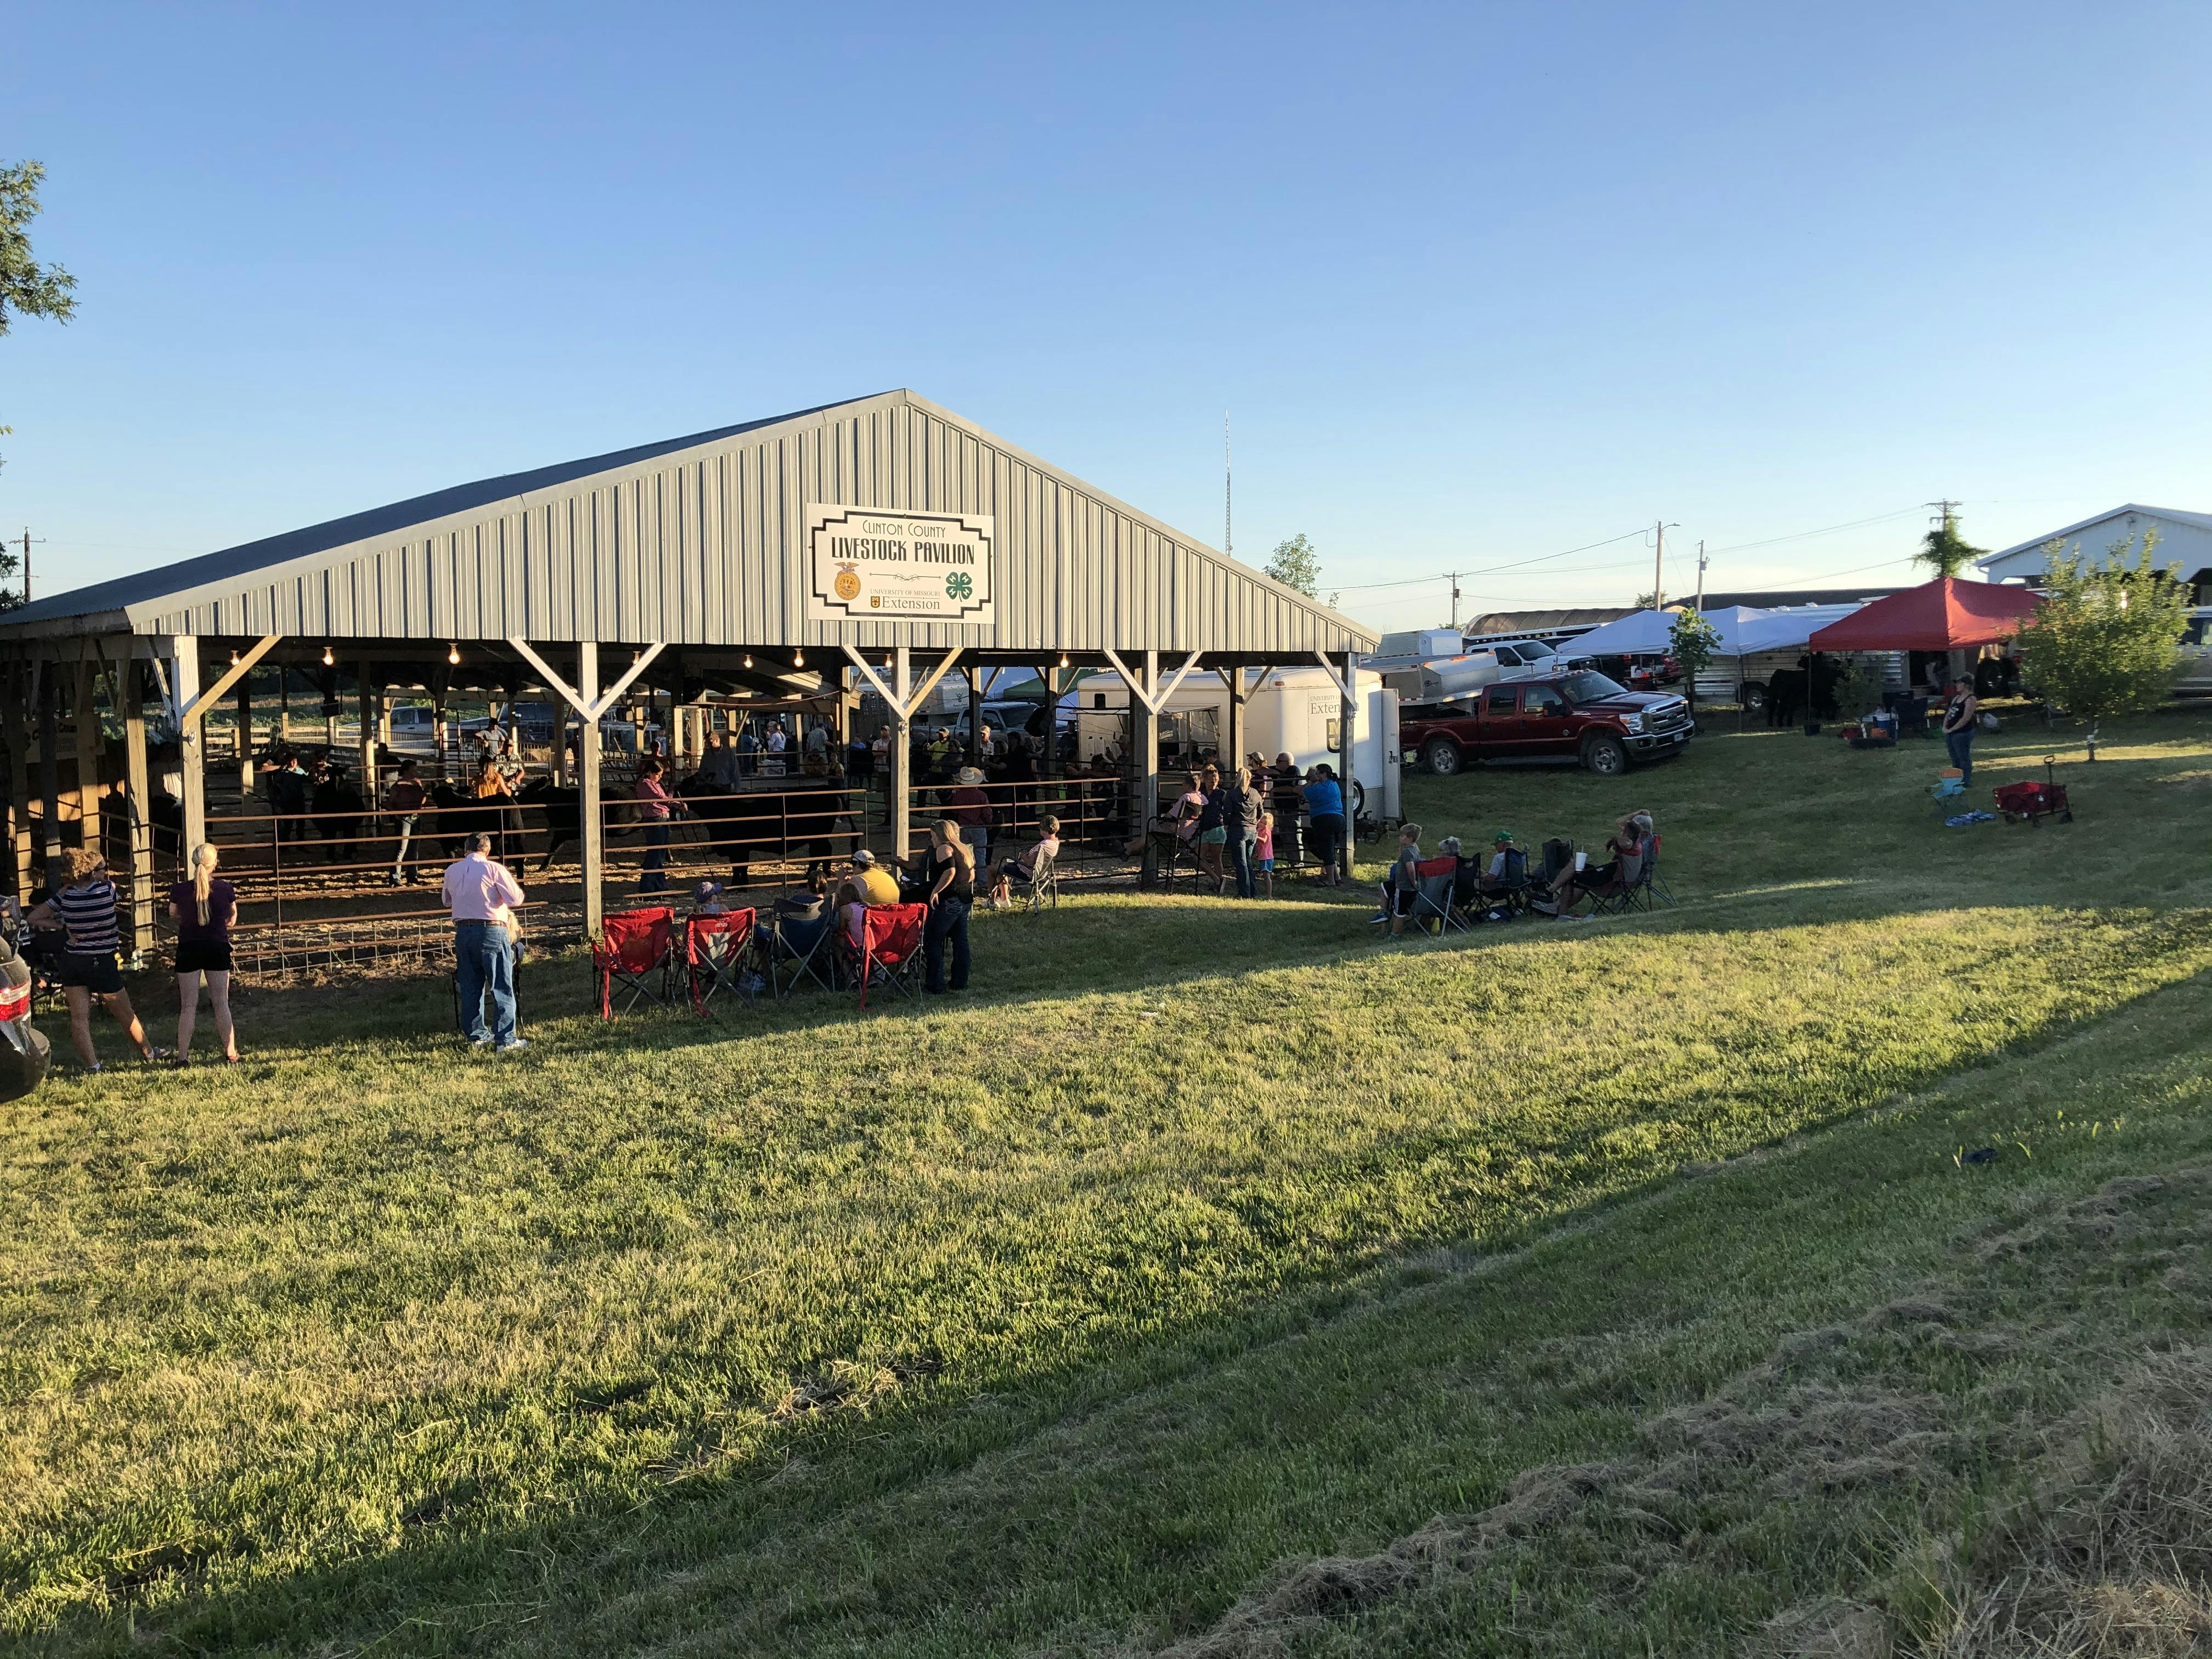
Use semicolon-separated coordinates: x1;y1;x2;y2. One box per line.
441;832;527;1051
634;757;676;894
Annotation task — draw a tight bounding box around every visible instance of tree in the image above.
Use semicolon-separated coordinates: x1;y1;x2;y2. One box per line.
2011;530;2191;759
0;159;76;607
1913;514;1988;579
1667;610;1719;713
1264;533;1321;597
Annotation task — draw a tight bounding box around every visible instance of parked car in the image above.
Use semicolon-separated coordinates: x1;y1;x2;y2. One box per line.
1399;669;1695;778
2177;609;2212;696
0;928;49;1101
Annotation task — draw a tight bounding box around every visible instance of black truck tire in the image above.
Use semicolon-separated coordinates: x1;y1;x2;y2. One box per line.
1582;734;1629;777
1423;737;1463;776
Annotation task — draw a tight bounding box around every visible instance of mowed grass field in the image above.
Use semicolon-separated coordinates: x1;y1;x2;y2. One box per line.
6;706;2212;1655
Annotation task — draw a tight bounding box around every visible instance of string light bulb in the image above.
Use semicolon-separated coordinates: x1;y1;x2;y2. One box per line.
229;648;240;667
792;648;805;667
447;642;461;665
321;643;335;667
1058;651;1070;669
743;652;753;669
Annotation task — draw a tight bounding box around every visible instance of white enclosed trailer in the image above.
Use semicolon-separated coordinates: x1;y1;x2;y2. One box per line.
1059;665;1400;820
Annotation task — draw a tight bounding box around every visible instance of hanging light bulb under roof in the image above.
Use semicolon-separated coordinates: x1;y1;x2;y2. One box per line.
321;643;335;667
229;648;240;667
1058;651;1069;669
743;653;753;669
791;648;805;668
447;642;461;665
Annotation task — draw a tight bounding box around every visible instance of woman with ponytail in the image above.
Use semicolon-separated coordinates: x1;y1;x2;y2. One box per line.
168;843;240;1063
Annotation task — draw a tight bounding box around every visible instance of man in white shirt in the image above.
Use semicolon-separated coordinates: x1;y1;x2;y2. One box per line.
441;832;527;1051
765;720;788;757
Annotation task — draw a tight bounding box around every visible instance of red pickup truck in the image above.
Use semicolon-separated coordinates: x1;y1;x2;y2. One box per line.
1399;669;1695;777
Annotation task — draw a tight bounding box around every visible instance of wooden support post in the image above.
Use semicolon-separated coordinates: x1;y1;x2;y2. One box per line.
1223;665;1248;777
122;662;154;953
357;663;377;808
577;642;603;941
1136;650;1161;887
171;639;207;857
38;667;60;873
236;670;255;790
3;664;30;902
73;662;102;851
890;647;912;862
963;664;981;765
1339;648;1357;866
278;670;292;742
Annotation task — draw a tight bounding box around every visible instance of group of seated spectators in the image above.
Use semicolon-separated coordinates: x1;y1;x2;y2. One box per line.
1374;810;1658;936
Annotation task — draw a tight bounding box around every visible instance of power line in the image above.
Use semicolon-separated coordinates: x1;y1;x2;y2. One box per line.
1329;525;1652;595
1699;504;1928;557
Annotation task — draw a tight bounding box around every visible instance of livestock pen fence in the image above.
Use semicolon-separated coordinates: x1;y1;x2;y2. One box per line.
122;765;1325;980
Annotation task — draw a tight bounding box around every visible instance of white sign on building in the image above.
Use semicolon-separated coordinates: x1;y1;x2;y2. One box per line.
804;505;995;624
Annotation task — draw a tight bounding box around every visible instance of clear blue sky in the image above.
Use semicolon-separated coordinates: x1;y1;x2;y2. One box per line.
8;1;2209;632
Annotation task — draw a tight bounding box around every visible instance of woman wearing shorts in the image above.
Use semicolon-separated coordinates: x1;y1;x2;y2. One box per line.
33;850;165;1071
170;843;240;1063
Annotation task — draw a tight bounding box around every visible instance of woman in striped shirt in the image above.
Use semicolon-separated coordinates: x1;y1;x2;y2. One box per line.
30;850;165;1071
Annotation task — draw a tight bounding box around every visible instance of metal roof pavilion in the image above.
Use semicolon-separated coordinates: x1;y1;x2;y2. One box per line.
0;390;1378;939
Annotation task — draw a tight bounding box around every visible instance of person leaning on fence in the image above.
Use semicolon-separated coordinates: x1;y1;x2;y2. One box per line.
170;842;240;1064
633;757;676;894
1302;765;1347;887
948;766;994;865
32;850;167;1070
385;759;429;886
987;813;1060;909
921;817;974;995
442;831;527;1052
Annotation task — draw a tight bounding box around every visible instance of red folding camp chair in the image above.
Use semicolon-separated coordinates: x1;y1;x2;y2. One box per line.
593;905;676;1018
856;902;927;1011
684;907;757;1015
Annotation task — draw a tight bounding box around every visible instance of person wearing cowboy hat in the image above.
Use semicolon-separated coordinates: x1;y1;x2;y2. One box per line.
947;765;996;866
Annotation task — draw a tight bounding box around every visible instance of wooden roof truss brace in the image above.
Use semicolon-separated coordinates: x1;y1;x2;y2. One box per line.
504;639;666;725
1099;648;1206;713
840;645;963;724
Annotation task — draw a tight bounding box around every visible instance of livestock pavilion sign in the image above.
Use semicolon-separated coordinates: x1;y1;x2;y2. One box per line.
804;505;995;625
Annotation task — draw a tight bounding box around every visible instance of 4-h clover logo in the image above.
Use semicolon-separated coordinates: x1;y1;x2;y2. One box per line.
944;571;974;601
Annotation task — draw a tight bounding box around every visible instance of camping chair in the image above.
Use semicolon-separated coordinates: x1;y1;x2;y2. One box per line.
684;907;757;1015
593;905;677;1018
1018;841;1061;914
856;902;928;1011
1407;855;1465;936
1590;841;1660;916
764;903;838;998
1466;846;1534;921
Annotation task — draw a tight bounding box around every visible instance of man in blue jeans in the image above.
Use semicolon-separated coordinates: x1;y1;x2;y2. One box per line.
440;831;527;1052
1942;675;1980;783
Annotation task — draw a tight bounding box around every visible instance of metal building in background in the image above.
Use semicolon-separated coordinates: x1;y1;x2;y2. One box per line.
0;390;1379;962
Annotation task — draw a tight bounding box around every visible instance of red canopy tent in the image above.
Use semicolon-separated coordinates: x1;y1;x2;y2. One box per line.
1806;577;2041;652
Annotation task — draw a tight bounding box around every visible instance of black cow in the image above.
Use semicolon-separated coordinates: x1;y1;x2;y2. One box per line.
312;770;366;862
675;772;858;888
428;784;518;859
1765;669;1808;727
516;776;582;870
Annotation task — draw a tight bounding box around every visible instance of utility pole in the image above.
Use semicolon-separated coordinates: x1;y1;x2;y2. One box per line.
1447;571;1463;630
1928;499;1960;534
1651;520;1679;609
16;529;41;603
1694;540;1707;611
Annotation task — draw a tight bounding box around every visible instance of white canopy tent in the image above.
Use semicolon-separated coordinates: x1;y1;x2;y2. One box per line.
1567;605;1781;658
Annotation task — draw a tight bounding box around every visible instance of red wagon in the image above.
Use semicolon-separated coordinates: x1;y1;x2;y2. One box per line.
1994;758;2072;827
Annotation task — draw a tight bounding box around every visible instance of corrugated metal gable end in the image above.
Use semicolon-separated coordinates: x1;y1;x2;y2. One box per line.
111;391;1372;652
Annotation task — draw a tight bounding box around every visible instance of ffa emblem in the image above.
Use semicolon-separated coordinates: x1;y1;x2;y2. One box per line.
833;563;862;602
945;571;974;600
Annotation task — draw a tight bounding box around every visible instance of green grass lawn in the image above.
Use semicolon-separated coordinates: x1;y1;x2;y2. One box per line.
5;706;2211;1655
